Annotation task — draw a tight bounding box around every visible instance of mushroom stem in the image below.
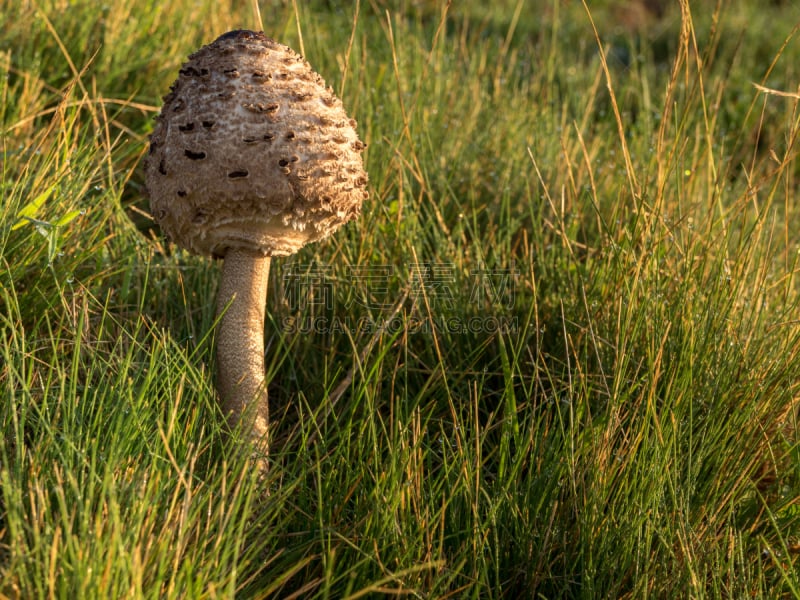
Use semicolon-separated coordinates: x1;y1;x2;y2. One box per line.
215;247;270;459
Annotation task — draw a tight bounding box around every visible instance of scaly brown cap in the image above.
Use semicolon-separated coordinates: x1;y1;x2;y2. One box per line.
146;30;368;258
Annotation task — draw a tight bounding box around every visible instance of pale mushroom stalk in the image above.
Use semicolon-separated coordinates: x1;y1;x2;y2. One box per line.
215;248;270;453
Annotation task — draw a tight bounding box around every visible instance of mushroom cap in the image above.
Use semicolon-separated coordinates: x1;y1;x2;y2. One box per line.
145;30;368;258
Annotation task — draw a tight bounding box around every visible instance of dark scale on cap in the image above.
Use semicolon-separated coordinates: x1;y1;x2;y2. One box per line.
216;29;264;43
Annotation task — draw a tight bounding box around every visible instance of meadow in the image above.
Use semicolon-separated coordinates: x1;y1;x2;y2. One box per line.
2;0;800;597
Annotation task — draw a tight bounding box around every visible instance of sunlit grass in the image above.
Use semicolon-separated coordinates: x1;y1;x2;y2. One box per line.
2;0;800;597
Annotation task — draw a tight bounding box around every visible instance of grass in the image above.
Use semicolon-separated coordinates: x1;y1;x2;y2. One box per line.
2;0;800;596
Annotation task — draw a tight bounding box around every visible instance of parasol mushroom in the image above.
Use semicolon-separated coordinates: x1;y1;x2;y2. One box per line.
145;30;368;464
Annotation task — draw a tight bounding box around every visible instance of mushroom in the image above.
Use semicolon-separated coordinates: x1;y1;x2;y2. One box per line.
145;30;368;464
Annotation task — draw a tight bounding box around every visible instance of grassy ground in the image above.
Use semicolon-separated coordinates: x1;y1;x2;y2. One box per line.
2;0;800;597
